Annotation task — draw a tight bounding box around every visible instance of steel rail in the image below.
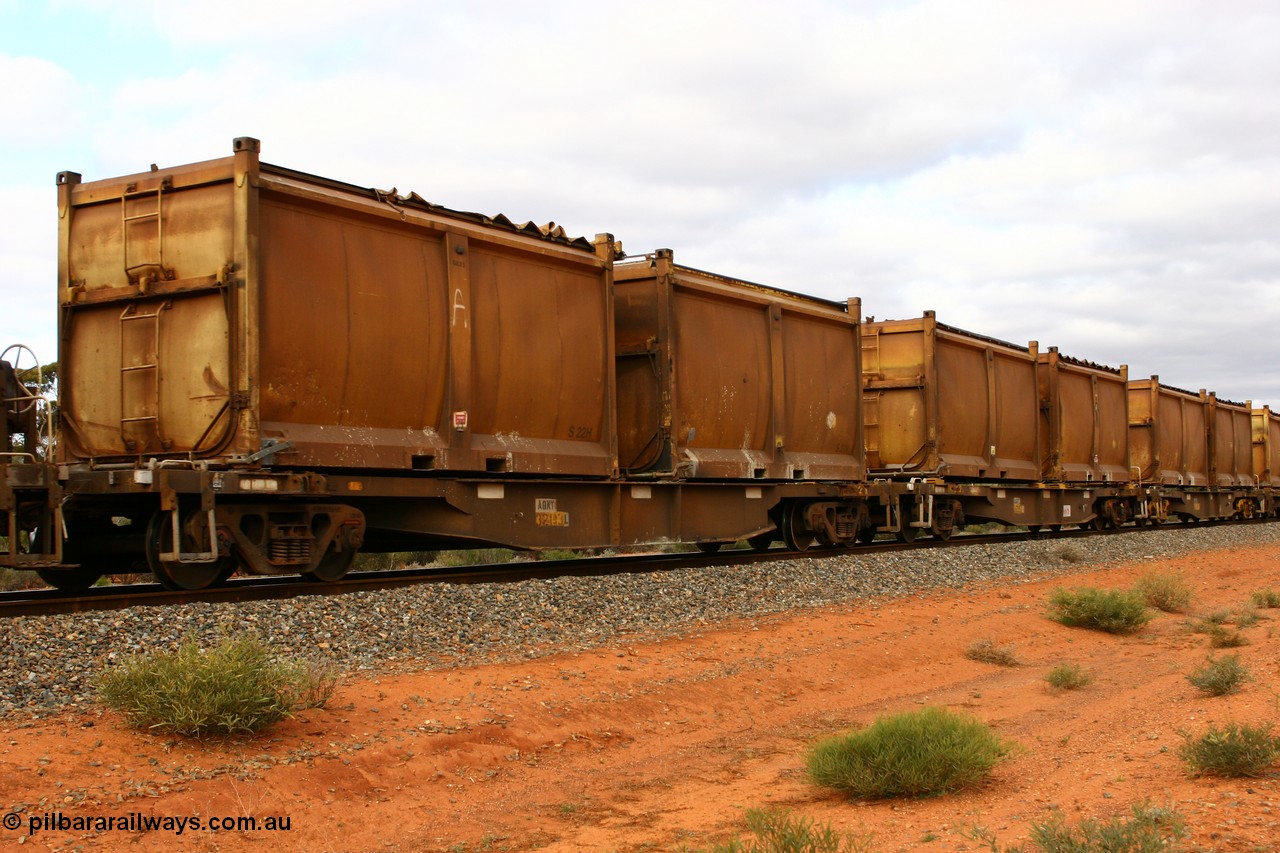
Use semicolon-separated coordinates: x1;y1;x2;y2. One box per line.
0;520;1257;619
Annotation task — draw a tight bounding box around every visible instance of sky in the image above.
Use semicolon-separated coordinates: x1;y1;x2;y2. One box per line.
2;0;1278;406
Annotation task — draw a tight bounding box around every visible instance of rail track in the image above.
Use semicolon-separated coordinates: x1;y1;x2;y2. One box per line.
1;522;1233;619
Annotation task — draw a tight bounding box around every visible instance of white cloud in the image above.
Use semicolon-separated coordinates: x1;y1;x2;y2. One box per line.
0;186;58;364
0;55;90;148
3;0;1280;407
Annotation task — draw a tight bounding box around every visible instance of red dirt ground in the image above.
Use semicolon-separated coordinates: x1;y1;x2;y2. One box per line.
2;541;1280;852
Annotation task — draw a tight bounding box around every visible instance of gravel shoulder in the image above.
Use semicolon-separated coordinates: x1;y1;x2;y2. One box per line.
2;524;1279;851
5;525;1278;716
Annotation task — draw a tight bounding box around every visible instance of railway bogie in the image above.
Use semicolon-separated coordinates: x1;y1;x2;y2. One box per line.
886;481;1133;533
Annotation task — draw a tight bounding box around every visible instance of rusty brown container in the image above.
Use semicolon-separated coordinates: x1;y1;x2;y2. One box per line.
613;250;863;481
1210;396;1253;487
1036;349;1129;483
1252;405;1280;486
861;312;1040;480
1126;378;1210;485
56;138;618;476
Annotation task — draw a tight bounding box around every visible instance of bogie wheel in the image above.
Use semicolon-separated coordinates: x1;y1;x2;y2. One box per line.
34;516;140;591
896;500;920;543
694;542;723;555
36;567;103;593
855;523;877;545
746;531;775;552
145;511;235;591
783;504;815;552
302;547;356;582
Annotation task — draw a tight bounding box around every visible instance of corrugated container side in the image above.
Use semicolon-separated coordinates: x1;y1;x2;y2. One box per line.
58;139;618;476
1253;406;1280;486
1126;378;1210;485
253;178;617;476
863;312;1040;480
1036;349;1129;483
1209;396;1253;487
613;250;863;481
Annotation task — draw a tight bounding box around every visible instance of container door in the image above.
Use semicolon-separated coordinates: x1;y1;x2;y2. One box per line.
60;174;238;459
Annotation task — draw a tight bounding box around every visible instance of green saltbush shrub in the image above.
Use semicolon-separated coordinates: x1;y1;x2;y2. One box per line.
1205;624;1249;648
1132;570;1191;613
1044;663;1092;691
1028;801;1187;852
97;634;336;736
1180;721;1280;778
1186;654;1251;696
706;808;873;853
965;639;1020;667
1046;587;1151;634
965;801;1186;852
805;706;1012;799
1250;588;1280;608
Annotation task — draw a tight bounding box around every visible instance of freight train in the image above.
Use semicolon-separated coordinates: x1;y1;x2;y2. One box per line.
2;138;1277;591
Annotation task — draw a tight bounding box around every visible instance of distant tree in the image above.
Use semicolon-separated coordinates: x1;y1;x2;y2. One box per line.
21;361;58;397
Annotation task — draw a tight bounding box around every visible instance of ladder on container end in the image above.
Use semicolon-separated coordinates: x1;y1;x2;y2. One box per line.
119;301;171;450
122;179;172;287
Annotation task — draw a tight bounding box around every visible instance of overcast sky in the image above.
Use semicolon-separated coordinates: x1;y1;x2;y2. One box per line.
3;0;1278;407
